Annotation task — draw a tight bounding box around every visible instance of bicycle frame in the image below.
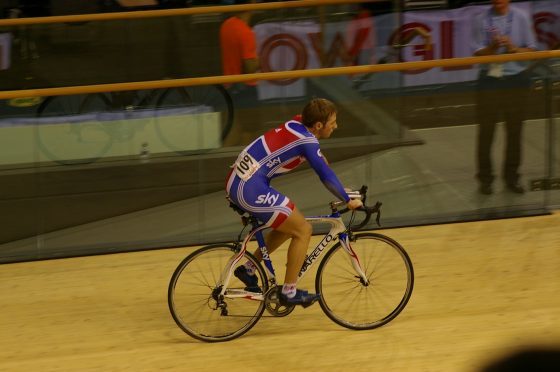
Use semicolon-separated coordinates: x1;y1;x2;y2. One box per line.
218;209;369;299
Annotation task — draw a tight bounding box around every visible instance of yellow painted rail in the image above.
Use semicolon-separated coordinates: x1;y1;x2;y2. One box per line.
0;0;371;26
1;50;559;100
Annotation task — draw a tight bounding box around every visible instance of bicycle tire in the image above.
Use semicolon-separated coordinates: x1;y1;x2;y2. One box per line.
35;94;113;165
155;85;233;155
168;244;268;342
315;233;414;330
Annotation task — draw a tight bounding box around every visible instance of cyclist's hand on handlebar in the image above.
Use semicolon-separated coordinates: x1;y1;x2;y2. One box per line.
346;199;363;210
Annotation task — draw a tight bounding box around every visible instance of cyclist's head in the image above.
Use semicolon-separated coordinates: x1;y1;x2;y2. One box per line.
301;98;337;128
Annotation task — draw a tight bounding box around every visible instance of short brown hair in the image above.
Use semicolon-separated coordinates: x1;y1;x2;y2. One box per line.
301;98;337;128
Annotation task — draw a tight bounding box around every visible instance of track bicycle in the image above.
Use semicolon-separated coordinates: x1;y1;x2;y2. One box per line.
168;186;414;342
34;85;233;165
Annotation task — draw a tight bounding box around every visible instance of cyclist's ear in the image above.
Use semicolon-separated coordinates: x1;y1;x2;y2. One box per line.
309;121;323;137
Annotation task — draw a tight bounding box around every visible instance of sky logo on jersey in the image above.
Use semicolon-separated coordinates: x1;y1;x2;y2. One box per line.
266;157;281;168
255;192;279;205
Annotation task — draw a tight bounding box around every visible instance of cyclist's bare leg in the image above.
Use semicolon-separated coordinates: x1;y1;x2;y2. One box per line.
251;230;290;261
272;207;312;284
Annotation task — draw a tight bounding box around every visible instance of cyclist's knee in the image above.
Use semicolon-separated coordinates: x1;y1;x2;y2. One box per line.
275;208;311;239
291;220;312;240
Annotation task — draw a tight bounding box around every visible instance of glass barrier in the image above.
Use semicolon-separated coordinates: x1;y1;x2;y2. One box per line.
0;0;559;263
554;71;560;208
540;58;560;208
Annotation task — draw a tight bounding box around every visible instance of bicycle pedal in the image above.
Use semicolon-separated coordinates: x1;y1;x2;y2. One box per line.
278;288;320;308
300;298;319;309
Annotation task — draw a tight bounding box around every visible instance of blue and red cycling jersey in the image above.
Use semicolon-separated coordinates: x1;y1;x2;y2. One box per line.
226;119;350;228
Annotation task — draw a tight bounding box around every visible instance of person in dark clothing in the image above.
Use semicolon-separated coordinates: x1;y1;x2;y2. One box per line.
471;0;538;195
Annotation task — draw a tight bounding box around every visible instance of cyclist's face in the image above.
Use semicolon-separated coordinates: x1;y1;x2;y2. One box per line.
492;0;509;14
318;113;338;139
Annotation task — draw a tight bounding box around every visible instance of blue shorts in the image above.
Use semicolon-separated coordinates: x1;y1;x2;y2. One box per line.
226;170;294;228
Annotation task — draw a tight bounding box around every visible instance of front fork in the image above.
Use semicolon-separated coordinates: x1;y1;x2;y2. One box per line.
339;232;369;286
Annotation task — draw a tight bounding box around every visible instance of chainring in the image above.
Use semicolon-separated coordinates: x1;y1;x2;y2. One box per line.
264;286;295;317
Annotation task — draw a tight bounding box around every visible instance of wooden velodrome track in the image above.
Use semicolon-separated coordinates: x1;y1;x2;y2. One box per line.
1;212;559;372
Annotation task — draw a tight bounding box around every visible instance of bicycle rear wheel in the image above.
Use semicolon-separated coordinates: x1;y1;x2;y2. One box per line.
168;244;268;342
316;233;414;330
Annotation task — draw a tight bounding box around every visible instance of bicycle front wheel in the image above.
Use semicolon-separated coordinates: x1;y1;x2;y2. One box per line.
168;244;268;342
316;233;414;330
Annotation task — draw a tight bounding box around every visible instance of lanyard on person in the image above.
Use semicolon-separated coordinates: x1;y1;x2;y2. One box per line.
486;10;513;46
486;9;513;78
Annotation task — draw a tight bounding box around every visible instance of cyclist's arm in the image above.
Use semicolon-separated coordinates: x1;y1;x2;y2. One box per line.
241;24;259;74
243;57;260;74
301;142;350;202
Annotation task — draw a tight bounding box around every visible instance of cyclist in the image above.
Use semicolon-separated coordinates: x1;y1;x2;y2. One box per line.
225;98;363;307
